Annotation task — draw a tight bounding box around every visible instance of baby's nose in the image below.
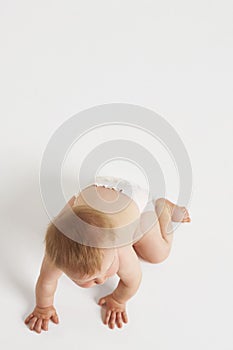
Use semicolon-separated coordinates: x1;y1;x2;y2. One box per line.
95;277;107;284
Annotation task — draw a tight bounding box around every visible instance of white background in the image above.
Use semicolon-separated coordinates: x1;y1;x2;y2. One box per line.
0;1;233;349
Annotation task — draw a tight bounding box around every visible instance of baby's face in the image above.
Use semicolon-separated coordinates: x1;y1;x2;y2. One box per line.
64;249;116;288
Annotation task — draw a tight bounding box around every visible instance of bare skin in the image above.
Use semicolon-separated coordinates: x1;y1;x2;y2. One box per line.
24;305;59;332
164;198;191;223
132;197;191;263
24;186;191;332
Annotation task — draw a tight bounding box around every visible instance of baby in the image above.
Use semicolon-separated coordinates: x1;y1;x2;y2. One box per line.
24;182;191;333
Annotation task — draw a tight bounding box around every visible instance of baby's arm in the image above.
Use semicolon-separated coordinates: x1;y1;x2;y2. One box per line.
98;245;142;329
24;253;63;333
35;253;63;307
112;245;142;304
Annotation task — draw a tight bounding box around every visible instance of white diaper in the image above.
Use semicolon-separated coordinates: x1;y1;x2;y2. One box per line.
75;175;155;214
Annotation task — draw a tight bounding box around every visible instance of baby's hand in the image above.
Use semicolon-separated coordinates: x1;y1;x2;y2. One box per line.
24;305;59;333
98;293;128;329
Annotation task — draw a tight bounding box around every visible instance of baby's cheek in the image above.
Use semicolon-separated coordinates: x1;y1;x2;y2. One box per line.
81;282;95;288
76;281;95;288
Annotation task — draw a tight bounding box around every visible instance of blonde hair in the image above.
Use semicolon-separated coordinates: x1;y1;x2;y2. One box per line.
43;205;116;277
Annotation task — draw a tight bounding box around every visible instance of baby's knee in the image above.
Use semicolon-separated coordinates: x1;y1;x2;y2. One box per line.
148;251;170;264
155;197;166;209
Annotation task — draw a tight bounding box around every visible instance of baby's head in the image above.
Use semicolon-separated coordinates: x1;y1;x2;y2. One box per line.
64;248;116;288
44;204;116;288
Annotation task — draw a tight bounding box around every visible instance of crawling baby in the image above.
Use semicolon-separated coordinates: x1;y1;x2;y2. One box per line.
24;182;191;333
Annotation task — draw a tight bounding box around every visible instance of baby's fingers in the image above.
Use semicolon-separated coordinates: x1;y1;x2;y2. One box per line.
28;316;38;331
24;313;34;324
104;310;111;325
51;313;59;324
34;318;43;333
122;311;128;323
116;312;123;328
42;319;49;331
109;311;116;329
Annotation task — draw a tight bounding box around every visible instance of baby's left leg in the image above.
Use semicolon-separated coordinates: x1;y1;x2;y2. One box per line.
133;198;191;263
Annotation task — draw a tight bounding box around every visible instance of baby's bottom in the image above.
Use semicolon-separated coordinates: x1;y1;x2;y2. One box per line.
133;198;174;264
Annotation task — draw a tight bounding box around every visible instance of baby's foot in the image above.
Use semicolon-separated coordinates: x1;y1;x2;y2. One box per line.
155;198;191;223
165;199;191;223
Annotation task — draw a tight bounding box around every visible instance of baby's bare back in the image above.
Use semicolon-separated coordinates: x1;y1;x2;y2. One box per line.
75;184;142;246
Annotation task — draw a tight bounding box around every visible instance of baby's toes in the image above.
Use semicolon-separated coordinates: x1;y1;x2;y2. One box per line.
181;207;188;217
183;208;191;221
183;218;191;223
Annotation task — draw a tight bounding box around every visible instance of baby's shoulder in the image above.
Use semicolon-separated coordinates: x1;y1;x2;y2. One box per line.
117;244;139;267
116;244;142;281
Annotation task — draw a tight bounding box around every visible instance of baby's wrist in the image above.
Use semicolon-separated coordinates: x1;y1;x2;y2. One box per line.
35;304;54;309
111;291;127;304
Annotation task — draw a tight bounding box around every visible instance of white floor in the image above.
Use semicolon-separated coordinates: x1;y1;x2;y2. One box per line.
1;1;233;349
